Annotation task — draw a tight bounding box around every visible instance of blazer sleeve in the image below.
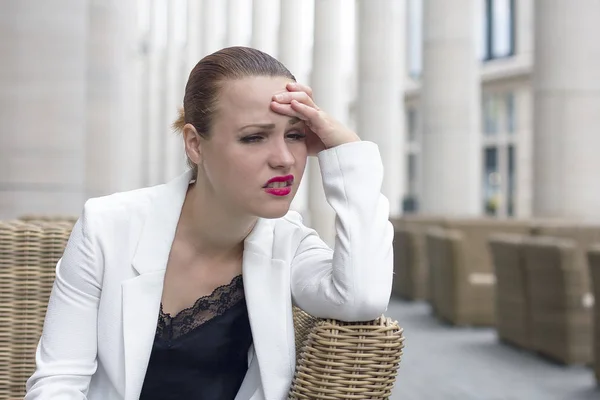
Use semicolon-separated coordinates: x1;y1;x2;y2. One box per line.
25;201;103;399
290;141;394;321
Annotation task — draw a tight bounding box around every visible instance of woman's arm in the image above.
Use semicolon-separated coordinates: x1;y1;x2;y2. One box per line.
25;201;103;399
289;141;393;321
271;83;394;321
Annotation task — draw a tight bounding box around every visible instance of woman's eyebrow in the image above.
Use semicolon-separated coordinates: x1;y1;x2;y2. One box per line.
240;123;275;131
240;118;301;131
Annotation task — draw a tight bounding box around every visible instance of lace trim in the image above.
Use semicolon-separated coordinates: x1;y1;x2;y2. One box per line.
157;274;245;340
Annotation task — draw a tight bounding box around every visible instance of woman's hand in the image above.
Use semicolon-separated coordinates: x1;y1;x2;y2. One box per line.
270;82;360;156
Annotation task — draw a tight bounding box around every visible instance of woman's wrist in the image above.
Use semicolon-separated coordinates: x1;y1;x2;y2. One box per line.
323;132;361;149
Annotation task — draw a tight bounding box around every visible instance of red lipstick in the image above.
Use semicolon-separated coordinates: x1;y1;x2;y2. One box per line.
263;174;294;197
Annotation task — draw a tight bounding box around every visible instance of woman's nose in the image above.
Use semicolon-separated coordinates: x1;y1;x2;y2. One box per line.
269;139;295;169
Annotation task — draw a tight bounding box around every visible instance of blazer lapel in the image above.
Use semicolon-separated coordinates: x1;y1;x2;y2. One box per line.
131;169;193;275
122;272;165;400
122;169;192;400
243;218;294;400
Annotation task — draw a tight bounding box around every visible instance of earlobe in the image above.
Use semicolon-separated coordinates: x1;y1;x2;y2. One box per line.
183;123;203;165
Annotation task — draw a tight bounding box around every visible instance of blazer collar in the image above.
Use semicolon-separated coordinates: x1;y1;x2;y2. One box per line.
242;217;294;400
131;169;280;275
131;169;193;275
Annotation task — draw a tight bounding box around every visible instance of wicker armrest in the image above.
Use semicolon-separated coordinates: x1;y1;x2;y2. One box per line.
0;220;74;399
290;307;404;399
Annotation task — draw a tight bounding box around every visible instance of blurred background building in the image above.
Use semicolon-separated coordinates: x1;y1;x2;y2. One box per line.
3;2;600;398
2;0;600;241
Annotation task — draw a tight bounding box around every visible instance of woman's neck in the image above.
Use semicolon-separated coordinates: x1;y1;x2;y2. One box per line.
178;180;256;261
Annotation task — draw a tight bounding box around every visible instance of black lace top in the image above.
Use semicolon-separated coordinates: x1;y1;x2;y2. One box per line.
139;275;253;400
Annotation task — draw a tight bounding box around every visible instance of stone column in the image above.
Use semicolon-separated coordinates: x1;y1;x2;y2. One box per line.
226;0;252;47
532;0;600;220
86;1;144;198
420;0;482;215
278;0;313;84
0;1;88;218
279;0;314;220
251;0;280;57
163;0;188;182
356;0;405;217
202;0;227;56
186;0;203;71
309;0;349;246
146;0;168;186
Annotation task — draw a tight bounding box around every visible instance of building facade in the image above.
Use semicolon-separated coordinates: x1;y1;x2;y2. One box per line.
2;0;600;239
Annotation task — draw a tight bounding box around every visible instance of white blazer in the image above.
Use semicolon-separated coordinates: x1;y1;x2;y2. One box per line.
25;141;394;400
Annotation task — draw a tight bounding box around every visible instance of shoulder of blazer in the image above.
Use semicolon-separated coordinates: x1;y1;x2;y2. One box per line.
85;184;161;218
81;184;162;244
271;210;317;252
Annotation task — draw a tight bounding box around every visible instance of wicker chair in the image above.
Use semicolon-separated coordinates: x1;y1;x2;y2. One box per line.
0;220;74;398
587;245;600;383
424;227;448;317
393;227;428;301
522;236;592;365
1;219;405;400
290;308;404;399
488;233;532;350
391;216;445;302
0;221;15;399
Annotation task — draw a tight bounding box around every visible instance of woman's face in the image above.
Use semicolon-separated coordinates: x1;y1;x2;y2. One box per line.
199;76;308;219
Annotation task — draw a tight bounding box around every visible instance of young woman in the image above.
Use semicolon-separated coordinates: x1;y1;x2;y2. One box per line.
25;46;394;400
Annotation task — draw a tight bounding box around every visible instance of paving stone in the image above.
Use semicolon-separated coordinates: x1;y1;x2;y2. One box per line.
386;299;600;400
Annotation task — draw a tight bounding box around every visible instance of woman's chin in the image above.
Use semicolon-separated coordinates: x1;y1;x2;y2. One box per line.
254;203;292;219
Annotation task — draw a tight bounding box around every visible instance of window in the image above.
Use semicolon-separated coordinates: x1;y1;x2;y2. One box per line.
407;108;418;142
408;0;423;78
483;95;499;135
407;154;418;195
404;105;420;213
483;147;500;216
507;145;515;216
403;153;419;213
506;92;515;134
483;92;516;136
481;0;515;61
481;90;518;217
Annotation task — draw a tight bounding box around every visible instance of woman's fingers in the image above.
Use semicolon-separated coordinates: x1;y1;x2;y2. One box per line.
289;100;324;129
270;100;325;130
269;101;305;120
272;91;317;109
272;82;360;149
286;82;313;98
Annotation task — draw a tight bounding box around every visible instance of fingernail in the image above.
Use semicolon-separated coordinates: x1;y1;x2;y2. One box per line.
274;94;284;101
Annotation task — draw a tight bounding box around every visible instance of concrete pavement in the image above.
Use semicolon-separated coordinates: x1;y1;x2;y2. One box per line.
386;299;599;400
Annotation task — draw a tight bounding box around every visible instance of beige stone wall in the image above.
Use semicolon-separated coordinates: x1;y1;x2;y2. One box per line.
0;1;89;219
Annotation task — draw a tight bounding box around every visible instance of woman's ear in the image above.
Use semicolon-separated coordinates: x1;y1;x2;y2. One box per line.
183;123;203;165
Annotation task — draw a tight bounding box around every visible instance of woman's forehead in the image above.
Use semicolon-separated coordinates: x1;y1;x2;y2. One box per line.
219;76;291;116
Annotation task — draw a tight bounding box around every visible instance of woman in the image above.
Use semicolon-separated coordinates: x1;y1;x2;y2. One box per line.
25;47;394;400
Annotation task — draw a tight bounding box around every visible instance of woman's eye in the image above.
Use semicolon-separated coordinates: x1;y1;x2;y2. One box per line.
241;135;264;143
287;131;306;141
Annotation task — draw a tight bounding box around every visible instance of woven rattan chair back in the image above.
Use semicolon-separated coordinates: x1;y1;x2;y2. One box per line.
290;307;404;399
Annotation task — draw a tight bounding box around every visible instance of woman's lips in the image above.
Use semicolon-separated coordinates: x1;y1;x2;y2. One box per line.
264;186;292;196
263;174;294;187
263;174;294;196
